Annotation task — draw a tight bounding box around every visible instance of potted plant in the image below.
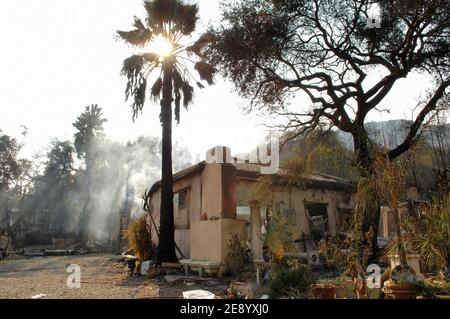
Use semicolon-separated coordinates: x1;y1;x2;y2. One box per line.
391;189;449;299
410;193;449;278
311;280;336;299
375;159;419;298
388;252;422;280
383;265;418;299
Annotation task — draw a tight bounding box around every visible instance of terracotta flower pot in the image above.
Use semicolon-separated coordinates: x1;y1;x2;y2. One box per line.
311;284;336;299
384;282;417;299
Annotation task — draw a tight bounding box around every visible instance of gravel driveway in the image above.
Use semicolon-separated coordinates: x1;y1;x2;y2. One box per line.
0;254;159;299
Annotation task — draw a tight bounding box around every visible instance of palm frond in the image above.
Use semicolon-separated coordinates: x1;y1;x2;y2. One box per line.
181;81;194;107
117;13;153;47
173;3;199;36
186;32;215;57
172;68;184;90
122;55;146;104
121;55;145;79
133;16;146;30
151;77;163;99
144;0;177;31
143;0;198;37
121;55;149;120
143;53;160;64
131;78;147;121
194;61;215;85
117;28;152;47
174;91;181;124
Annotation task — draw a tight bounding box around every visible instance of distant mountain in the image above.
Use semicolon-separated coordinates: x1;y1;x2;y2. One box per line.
337;120;450;150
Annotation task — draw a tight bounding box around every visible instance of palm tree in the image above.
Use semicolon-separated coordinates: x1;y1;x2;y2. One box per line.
117;0;215;263
73;104;108;171
73;104;107;243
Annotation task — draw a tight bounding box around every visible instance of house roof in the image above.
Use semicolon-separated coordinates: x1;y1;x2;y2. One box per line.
148;160;355;196
148;162;206;195
234;162;354;191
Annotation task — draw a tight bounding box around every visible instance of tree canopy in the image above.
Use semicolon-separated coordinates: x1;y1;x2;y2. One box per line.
43;140;76;184
0;134;23;194
117;0;216;123
73;104;107;161
204;0;449;170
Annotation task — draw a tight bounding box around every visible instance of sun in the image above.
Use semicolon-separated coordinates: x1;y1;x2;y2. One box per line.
148;34;174;59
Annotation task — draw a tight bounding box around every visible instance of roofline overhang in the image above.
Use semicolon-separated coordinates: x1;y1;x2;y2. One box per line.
148;162;356;197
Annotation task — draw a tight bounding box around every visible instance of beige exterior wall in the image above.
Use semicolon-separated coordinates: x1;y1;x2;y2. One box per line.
190;219;246;274
201;163;237;219
200;164;223;219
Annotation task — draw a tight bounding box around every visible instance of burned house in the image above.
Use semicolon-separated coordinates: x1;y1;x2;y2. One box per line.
145;146;357;274
379;187;431;240
1;193;74;247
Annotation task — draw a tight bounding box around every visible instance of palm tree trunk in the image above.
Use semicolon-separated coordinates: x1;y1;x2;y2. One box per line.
157;58;178;263
78;154;94;245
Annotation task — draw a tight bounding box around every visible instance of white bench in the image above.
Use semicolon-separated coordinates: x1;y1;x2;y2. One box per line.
179;259;221;277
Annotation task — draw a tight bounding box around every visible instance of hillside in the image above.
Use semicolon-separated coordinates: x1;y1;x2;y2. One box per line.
337;120;450;150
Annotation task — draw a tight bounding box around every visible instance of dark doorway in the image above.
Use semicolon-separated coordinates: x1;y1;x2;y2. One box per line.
305;202;328;240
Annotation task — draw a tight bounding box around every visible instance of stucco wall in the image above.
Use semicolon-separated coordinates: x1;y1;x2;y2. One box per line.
190;219;247;273
201;163;237;219
147;173;202;258
236;178;353;237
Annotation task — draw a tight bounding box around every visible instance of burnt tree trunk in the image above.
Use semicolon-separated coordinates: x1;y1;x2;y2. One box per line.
157;58;178;263
352;124;380;260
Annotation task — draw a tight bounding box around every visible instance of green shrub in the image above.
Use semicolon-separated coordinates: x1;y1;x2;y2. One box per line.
411;194;450;274
224;233;251;275
265;209;296;261
268;261;315;298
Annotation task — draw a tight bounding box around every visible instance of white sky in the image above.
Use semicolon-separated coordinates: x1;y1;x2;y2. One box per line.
0;0;435;161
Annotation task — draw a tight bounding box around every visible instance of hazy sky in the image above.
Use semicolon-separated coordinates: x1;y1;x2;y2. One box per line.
0;0;435;161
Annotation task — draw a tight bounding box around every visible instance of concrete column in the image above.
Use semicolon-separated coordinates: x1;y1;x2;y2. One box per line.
327;203;337;237
201;146;237;220
249;200;264;263
380;207;389;238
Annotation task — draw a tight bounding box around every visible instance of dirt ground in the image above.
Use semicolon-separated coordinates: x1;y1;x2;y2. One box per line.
0;254;230;299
